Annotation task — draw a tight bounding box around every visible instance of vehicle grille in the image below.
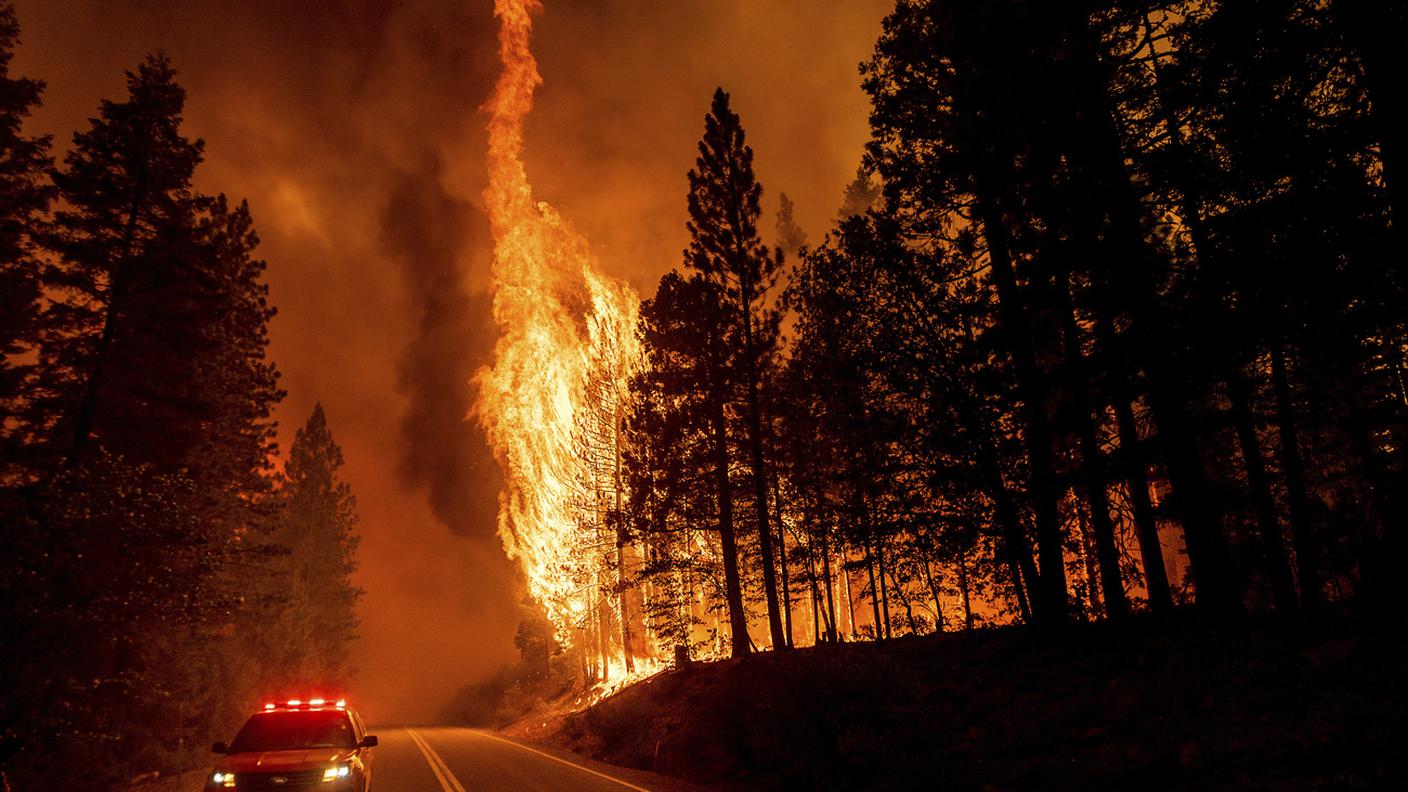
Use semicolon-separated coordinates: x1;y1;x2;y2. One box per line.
234;769;326;789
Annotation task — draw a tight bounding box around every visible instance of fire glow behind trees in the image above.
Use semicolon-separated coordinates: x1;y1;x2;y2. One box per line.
5;0;1406;786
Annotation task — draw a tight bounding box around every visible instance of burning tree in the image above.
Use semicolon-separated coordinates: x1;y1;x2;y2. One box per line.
476;0;656;686
569;303;648;681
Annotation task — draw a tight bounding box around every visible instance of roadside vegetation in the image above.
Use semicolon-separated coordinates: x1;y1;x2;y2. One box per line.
0;5;361;788
613;0;1408;663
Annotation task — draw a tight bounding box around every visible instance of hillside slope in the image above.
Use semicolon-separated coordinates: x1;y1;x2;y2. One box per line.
529;615;1404;790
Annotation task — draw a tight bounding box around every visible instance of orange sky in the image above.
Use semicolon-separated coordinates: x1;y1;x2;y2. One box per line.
11;0;888;722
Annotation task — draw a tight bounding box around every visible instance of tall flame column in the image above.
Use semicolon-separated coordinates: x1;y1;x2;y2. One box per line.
476;0;642;661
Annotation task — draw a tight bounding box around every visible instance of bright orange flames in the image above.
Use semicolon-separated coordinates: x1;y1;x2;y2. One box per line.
476;0;648;684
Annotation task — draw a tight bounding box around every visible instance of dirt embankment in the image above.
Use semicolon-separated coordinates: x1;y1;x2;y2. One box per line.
521;615;1405;790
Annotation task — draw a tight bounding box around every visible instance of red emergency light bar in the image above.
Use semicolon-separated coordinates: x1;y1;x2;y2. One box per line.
262;698;347;711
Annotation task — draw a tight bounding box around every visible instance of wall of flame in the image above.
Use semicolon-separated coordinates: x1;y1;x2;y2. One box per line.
477;0;641;640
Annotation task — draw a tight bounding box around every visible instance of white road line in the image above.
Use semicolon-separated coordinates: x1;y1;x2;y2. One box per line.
407;728;468;792
465;728;652;792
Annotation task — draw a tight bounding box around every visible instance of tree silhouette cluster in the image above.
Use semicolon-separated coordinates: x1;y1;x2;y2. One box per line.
626;0;1408;659
0;6;362;789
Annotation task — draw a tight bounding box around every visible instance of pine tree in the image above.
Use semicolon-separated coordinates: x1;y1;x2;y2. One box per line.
685;88;788;649
0;1;54;466
775;193;807;258
631;271;750;658
36;54;207;465
0;10;54;761
837;164;882;221
274;404;363;685
35;49;282;544
865;4;1076;623
188;194;284;525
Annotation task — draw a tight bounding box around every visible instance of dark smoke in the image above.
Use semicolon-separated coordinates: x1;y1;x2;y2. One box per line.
382;155;503;540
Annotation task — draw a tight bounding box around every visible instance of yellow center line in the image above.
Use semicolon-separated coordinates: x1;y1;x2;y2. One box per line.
465;728;653;792
407;728;468;792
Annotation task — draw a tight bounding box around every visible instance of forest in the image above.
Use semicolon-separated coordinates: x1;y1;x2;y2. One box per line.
531;0;1408;679
0;3;362;789
4;0;1407;786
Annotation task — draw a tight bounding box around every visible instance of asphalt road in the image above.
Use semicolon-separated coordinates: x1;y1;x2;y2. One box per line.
365;727;684;792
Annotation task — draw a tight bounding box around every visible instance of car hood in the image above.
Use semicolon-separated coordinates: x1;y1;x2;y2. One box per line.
216;748;356;773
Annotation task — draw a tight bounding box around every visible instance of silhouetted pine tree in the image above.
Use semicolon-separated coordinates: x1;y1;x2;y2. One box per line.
1115;0;1403;611
38;55;207;465
0;1;54;470
630;271;750;658
866;2;1083;624
685;88;788;649
270;404;363;686
774;193;807;258
852;0;1407;619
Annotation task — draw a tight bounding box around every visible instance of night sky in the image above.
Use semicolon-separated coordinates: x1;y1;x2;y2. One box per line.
10;0;886;721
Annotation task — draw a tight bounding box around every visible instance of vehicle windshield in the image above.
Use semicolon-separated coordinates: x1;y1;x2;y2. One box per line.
228;711;355;752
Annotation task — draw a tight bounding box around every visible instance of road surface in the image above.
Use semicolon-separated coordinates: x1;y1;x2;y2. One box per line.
365;727;686;792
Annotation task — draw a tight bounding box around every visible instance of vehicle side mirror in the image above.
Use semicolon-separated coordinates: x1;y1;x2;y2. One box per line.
211;741;228;754
359;735;378;749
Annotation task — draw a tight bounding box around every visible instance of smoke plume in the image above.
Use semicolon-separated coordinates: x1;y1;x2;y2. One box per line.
382;155;503;541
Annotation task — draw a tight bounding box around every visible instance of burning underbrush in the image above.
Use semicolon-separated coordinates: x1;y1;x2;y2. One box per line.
443;600;664;729
517;613;1404;790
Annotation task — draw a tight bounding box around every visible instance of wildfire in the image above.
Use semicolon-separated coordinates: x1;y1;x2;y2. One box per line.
476;0;645;676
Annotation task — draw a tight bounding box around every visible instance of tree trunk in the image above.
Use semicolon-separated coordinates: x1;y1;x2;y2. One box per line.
613;403;635;672
889;564;920;635
820;522;839;642
1225;362;1298;611
972;190;1069;625
1108;374;1173;614
1073;491;1105;619
773;473;793;648
801;496;822;645
68;187;150;464
953;309;1044;616
874;528;893;640
1142;8;1291;616
741;311;786;650
842;546;857;640
577;628;590;684
1057;272;1129;618
923;558;945;633
976;431;1040;624
1064;7;1238;614
597;580;611;681
807;541;821;645
957;550;974;630
1007;549;1032;624
709;382;749;657
1269;341;1321;610
615;541;634;673
862;522;883;640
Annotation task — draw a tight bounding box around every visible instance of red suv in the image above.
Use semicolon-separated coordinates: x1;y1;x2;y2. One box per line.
208;699;377;790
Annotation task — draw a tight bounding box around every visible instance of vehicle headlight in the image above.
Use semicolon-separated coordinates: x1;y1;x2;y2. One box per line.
322;765;352;782
211;771;236;787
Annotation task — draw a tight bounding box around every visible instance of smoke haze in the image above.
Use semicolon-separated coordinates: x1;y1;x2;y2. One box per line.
10;0;887;722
